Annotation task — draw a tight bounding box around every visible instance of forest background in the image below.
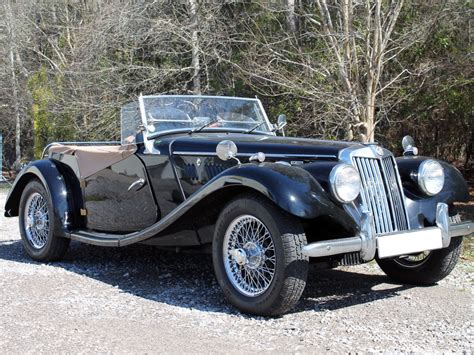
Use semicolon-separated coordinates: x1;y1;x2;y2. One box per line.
0;0;472;173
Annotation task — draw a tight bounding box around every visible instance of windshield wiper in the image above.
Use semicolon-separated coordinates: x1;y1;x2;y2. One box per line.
244;121;266;134
189;118;219;134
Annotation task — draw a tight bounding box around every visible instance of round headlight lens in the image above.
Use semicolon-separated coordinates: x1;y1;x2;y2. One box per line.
418;160;444;196
330;164;361;203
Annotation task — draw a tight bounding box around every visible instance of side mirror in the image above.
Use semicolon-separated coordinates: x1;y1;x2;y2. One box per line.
216;140;239;162
277;114;287;130
274;114;287;136
402;135;418;156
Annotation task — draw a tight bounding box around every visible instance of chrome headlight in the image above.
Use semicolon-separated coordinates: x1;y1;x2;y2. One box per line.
329;164;361;203
417;160;444;196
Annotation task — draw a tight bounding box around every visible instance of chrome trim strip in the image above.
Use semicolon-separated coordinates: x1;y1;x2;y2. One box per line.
141;94;260;101
172;151;337;159
169;140;187;201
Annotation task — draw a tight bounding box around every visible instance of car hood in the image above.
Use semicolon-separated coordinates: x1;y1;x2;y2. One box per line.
165;133;362;160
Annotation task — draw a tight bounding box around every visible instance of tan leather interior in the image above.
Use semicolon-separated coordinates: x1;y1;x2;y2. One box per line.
48;144;137;179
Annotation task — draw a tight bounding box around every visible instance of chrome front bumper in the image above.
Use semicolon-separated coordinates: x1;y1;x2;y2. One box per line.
302;203;473;261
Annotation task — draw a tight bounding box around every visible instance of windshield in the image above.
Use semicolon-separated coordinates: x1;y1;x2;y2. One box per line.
140;96;272;136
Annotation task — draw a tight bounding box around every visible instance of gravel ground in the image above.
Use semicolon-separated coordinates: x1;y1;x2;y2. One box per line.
0;187;472;353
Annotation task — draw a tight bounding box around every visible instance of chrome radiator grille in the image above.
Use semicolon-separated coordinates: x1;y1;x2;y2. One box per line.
353;156;409;235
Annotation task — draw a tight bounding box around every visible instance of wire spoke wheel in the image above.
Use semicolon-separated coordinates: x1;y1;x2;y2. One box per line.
23;192;50;249
393;251;431;268
223;215;276;297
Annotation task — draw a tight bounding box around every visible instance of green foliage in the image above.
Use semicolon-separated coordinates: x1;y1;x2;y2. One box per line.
28;68;52;159
28;68;74;159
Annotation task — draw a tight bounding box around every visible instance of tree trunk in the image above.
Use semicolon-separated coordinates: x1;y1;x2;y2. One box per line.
188;0;201;95
286;0;297;33
5;2;21;163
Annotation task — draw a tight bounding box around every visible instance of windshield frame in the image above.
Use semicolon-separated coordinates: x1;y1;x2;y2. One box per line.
138;95;275;140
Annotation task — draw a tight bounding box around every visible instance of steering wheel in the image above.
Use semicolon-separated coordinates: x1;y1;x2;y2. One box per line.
176;100;199;113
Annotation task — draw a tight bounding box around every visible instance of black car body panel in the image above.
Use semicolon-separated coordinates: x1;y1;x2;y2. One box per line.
83;154;159;232
3;96;470;251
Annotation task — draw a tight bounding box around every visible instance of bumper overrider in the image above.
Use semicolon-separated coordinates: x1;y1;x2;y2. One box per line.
302;203;473;261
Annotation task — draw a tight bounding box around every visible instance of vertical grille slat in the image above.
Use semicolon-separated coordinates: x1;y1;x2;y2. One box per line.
369;159;393;232
382;158;402;228
382;157;409;231
353;155;409;235
365;158;387;233
381;158;401;229
386;158;403;228
357;158;382;234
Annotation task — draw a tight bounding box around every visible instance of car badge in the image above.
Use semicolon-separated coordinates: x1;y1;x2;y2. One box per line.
374;146;384;157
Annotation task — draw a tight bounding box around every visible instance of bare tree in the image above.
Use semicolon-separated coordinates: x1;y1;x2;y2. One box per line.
286;0;298;33
0;1;469;167
188;0;201;94
224;1;414;142
4;1;22;162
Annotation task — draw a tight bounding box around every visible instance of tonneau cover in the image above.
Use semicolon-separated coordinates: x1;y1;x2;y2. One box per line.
48;144;137;179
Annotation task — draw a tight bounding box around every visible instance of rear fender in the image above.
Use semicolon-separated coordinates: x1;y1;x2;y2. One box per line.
4;159;83;237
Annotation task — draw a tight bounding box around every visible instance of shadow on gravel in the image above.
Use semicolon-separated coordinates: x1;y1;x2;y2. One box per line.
0;239;412;317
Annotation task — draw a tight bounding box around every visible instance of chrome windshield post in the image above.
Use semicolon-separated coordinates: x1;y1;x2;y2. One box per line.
138;93;155;154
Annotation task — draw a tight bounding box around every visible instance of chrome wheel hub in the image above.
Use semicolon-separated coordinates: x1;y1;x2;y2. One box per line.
223;215;276;297
229;242;265;269
23;192;49;249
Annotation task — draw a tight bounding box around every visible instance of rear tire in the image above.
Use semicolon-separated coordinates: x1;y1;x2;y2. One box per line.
376;237;463;285
212;194;308;316
19;179;70;262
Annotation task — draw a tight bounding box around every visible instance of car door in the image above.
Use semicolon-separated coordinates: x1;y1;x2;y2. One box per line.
84;154;159;232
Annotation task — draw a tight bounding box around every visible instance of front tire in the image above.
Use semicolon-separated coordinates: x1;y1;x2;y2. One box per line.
376;237;463;285
19;179;70;262
212;195;308;316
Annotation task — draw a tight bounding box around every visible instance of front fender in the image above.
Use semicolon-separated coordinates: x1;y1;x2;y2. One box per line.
201;162;356;229
4;159;82;237
396;156;469;226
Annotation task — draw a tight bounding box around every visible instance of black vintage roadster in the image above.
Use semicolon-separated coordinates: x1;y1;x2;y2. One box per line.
4;95;472;315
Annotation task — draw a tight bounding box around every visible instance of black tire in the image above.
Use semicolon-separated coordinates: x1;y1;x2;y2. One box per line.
19;179;70;262
376;237;463;285
212;194;308;316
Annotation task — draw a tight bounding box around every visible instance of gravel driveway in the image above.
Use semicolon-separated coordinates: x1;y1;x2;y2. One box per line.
0;187;472;353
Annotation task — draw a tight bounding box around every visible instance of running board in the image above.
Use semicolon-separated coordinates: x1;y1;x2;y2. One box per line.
69;186;208;247
69;231;122;247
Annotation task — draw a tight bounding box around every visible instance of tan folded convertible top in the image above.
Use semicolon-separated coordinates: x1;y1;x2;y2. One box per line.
48;144;137;179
